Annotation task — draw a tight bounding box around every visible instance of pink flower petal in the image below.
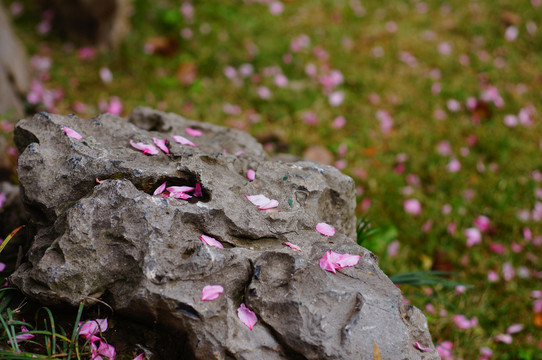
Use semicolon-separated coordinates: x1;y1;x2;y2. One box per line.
465;227;482;247
201;285;224;301
172;135;196;147
494;333;513;344
133;353;145;360
506;324;524;334
247;169;256;181
336;253;361;267
193;183;203;197
78;318;108;340
153;138;169;154
245;194;279;209
316;222;335;236
414;342;434;352
237;303;257;330
200;235;223;248
282;242;301;251
185;128;203;137
129;140;159;155
170;191;192;199
319;250;360;273
166;186;195;193
63;127;82;140
153;182;167;196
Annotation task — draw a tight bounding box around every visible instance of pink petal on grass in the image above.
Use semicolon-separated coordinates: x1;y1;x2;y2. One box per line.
172;135;196;147
15;325;34;341
185;128;203;137
316;222;335;236
63;127;82;140
507;324;524;334
237;303;257;330
153;182;167;196
245;194;279;209
78;319;108;340
247;169;256;181
153;138;169;154
282;242;301;251
130;140;159;155
201;285;224;301
194;183;203;197
200;235;223;248
414;342;434;352
494;333;513;344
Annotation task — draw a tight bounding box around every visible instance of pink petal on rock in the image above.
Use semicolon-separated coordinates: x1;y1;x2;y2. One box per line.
245;194;279;209
319;250;340;273
201;285;224;301
414;342;434;352
153;138;169;154
194;183;203;197
336;253;361;267
247;169;256;181
130;140;159;155
153;182;167;196
166;186;195;193
282;242;301;251
170;191;192;199
63;127;82;140
185;128;203;137
237;303;257;330
172;135;196;147
200;235;223;248
316;222;336;236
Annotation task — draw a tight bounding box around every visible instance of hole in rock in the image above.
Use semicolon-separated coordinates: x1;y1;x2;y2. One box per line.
140;173;211;203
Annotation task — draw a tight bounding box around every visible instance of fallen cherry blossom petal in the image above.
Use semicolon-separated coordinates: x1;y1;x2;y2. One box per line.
201;285;224;301
194;183;203;197
247;169;256;181
319;250;360;273
166;186;195;193
414;342;434;352
237;303;257;330
200;235;223;248
245;194;279;209
507;324;524;334
63;127;82;140
130;140;159;155
172;135;196;147
153;138;169;154
133;353;145;360
282;242;301;251
337;253;361;267
316;222;336;236
78;318;108;340
170;191;192;199
494;333;513;344
96;178;104;184
14;325;34;342
185;128;203;137
153;182;167;196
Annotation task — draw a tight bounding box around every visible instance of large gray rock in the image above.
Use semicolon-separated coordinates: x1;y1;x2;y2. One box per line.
11;108;439;359
0;3;30;119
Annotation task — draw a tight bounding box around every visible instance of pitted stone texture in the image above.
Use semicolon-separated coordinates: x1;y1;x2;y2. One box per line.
11;108;439;359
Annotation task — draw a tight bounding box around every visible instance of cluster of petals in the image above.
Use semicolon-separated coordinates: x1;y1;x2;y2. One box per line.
245;194;279;209
153;181;202;200
78;318;108;340
319;250;360;274
130;134;198;155
90;339;116;360
129;140;159;155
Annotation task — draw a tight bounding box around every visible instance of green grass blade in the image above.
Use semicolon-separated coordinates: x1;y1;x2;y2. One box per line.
0;226;25;255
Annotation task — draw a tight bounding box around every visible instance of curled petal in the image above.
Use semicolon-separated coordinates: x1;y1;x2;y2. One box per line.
200;235;224;248
201;285;224;301
414;342;433;352
319;250;360;273
247;169;256;181
78;318;108;340
63;126;82;139
153;138;169;154
153;182;167;196
185;128;203;137
282;242;301;251
130;139;159;155
96;178;104;184
172;135;196;147
316;222;336;236
237;303;257;330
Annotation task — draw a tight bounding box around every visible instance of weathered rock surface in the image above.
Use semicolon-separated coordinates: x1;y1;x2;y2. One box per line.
0;3;30;119
11;108;439;359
